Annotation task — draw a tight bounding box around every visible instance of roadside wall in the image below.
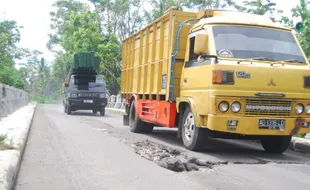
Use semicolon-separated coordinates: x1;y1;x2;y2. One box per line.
0;83;28;118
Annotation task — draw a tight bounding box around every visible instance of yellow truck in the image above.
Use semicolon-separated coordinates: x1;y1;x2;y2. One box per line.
121;7;310;153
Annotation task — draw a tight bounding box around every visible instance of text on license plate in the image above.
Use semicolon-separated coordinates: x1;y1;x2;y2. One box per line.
259;119;285;129
83;100;93;103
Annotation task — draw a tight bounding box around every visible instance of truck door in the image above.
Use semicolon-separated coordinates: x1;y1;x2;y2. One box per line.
181;33;212;98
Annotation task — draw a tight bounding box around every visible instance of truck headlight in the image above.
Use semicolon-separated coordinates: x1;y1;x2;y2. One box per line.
99;93;106;98
219;101;229;112
70;93;77;98
305;104;310;114
231;101;241;113
295;104;304;114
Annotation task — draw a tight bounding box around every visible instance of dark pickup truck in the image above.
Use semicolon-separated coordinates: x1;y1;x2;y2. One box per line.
63;74;108;116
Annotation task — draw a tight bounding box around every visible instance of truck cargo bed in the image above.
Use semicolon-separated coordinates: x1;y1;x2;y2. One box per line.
121;8;196;101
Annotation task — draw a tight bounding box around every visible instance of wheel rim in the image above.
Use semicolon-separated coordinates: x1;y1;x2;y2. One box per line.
184;112;195;141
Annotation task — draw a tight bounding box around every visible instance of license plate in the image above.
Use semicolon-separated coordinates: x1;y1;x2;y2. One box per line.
83;100;93;103
259;119;285;130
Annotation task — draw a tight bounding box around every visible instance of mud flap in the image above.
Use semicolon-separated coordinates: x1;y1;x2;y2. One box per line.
290;118;305;136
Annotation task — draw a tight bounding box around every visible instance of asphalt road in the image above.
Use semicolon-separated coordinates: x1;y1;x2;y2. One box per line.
14;104;310;190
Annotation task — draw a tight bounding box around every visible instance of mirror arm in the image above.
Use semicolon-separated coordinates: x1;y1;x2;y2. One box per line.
199;54;219;64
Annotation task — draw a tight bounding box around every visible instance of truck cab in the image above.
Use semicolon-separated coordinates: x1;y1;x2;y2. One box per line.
177;10;310;152
63;74;108;115
121;8;310;154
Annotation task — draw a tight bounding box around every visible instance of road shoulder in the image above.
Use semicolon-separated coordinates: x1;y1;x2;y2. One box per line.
0;103;37;190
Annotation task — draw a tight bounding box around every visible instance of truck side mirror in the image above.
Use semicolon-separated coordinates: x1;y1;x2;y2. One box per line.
194;33;209;55
295;22;304;33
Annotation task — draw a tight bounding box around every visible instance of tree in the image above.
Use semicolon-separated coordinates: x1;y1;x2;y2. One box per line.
89;0;145;41
0;20;24;89
144;0;183;22
183;0;235;11
47;0;88;51
291;0;310;60
48;1;123;94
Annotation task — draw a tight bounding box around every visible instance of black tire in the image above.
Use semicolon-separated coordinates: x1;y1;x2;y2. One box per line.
100;108;105;116
64;104;67;113
143;123;154;133
93;110;97;114
67;104;72;115
261;136;292;154
129;101;146;133
181;106;207;151
123;115;129;126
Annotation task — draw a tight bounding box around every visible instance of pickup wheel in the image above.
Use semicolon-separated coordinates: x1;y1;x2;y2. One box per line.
93;110;97;114
67;104;72;115
129;101;145;133
100;108;105;116
181;106;207;151
64;104;67;113
261;136;292;154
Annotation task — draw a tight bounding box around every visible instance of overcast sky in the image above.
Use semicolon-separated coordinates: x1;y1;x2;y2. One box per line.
0;0;301;64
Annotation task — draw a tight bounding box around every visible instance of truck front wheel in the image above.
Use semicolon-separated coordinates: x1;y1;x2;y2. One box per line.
181;106;207;151
261;136;292;154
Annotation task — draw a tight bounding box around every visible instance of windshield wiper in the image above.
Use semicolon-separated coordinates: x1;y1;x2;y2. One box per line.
280;59;305;64
237;57;276;64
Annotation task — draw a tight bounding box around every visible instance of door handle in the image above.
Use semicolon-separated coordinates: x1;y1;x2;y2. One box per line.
183;78;187;83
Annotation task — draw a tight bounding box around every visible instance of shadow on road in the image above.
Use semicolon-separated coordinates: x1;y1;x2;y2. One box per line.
69;111;114;118
145;128;310;163
150;128;262;153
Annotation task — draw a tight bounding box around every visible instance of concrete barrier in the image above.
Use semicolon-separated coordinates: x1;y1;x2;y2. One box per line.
0;83;28;118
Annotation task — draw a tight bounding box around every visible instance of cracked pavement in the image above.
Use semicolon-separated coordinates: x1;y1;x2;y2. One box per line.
14;104;310;190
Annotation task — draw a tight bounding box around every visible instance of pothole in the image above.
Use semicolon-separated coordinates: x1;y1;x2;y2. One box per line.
132;140;226;172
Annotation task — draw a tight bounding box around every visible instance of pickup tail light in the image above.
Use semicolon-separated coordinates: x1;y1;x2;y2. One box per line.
212;70;234;84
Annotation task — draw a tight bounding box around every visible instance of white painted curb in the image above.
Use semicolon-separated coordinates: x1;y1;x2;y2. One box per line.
0;103;37;190
106;108;126;115
290;137;310;154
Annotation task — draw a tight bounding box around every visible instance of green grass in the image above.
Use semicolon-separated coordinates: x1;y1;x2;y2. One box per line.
0;134;15;150
294;134;307;138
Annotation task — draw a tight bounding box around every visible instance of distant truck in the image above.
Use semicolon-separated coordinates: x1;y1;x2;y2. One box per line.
120;7;310;153
62;51;108;116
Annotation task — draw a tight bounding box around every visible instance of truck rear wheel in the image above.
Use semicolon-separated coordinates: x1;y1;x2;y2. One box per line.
129;101;153;133
181;106;207;151
143;123;154;133
261;136;292;154
123;115;129;126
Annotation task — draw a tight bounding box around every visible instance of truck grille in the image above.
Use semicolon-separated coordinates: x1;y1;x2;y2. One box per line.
245;98;292;116
304;76;310;88
77;93;98;98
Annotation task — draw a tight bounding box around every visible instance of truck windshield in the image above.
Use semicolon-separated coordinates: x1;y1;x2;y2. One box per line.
71;75;106;87
212;25;306;64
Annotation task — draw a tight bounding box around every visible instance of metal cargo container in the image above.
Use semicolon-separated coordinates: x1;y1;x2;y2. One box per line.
121;7;196;101
72;51;100;74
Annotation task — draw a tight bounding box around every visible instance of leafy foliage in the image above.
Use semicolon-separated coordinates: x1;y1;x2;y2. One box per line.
291;0;310;61
2;0;310;101
0;20;24;89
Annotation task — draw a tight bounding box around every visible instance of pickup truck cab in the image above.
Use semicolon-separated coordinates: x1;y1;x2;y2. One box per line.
63;74;108;116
